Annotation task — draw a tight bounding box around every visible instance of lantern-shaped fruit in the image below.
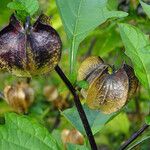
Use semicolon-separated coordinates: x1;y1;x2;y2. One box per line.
78;56;138;114
0;14;62;77
43;85;59;102
61;129;84;145
4;82;34;113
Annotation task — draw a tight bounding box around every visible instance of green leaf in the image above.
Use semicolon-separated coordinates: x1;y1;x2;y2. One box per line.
140;1;150;18
52;130;64;150
98;27;122;57
76;80;89;89
127;135;150;150
145;115;150;125
104;113;130;135
67;143;89;150
119;23;150;93
56;0;128;73
61;104;114;135
7;0;39;21
7;2;25;11
0;113;59;150
68;72;77;84
0;0;12;28
107;0;118;10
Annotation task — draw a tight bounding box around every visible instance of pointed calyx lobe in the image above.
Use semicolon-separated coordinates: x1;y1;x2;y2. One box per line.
0;14;62;77
78;56;138;114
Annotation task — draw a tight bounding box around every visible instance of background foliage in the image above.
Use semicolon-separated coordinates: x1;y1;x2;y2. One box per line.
0;0;150;150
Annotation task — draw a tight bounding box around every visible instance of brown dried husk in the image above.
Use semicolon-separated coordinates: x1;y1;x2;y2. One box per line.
61;129;84;145
78;56;138;114
87;67;129;114
4;82;34;113
78;56;109;98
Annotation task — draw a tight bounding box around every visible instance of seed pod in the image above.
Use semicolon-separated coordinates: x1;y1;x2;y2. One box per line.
0;14;62;77
78;56;138;114
61;129;70;144
123;64;138;99
43;85;69;109
87;67;129;114
3;82;34;113
61;129;84;145
53;96;69;110
43;85;59;101
77;56;107;83
77;56;109;98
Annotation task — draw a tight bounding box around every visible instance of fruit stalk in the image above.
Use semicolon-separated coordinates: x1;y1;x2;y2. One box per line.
55;65;97;150
119;123;149;150
25;16;30;30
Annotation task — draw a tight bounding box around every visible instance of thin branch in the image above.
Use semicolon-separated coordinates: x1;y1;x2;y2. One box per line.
119;123;149;150
55;65;97;150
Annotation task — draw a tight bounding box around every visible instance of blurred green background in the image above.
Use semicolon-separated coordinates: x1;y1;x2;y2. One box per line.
0;0;150;149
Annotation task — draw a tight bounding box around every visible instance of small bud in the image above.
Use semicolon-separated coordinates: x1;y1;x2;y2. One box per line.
43;85;69;109
4;82;34;113
61;129;84;145
53;96;69;110
43;85;58;101
61;129;70;144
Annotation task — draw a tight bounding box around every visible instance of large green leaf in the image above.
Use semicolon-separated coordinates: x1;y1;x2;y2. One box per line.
62;104;114;135
119;23;150;93
7;0;39;21
67;144;89;150
7;0;39;15
0;0;12;28
0;113;59;150
52;130;65;150
145;116;150;125
97;26;122;57
127;135;150;150
56;0;128;72
103;113;130;135
140;1;150;18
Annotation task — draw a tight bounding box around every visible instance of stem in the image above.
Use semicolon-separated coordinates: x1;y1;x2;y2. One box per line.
25;16;30;31
55;65;97;150
70;41;76;73
119;123;149;150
